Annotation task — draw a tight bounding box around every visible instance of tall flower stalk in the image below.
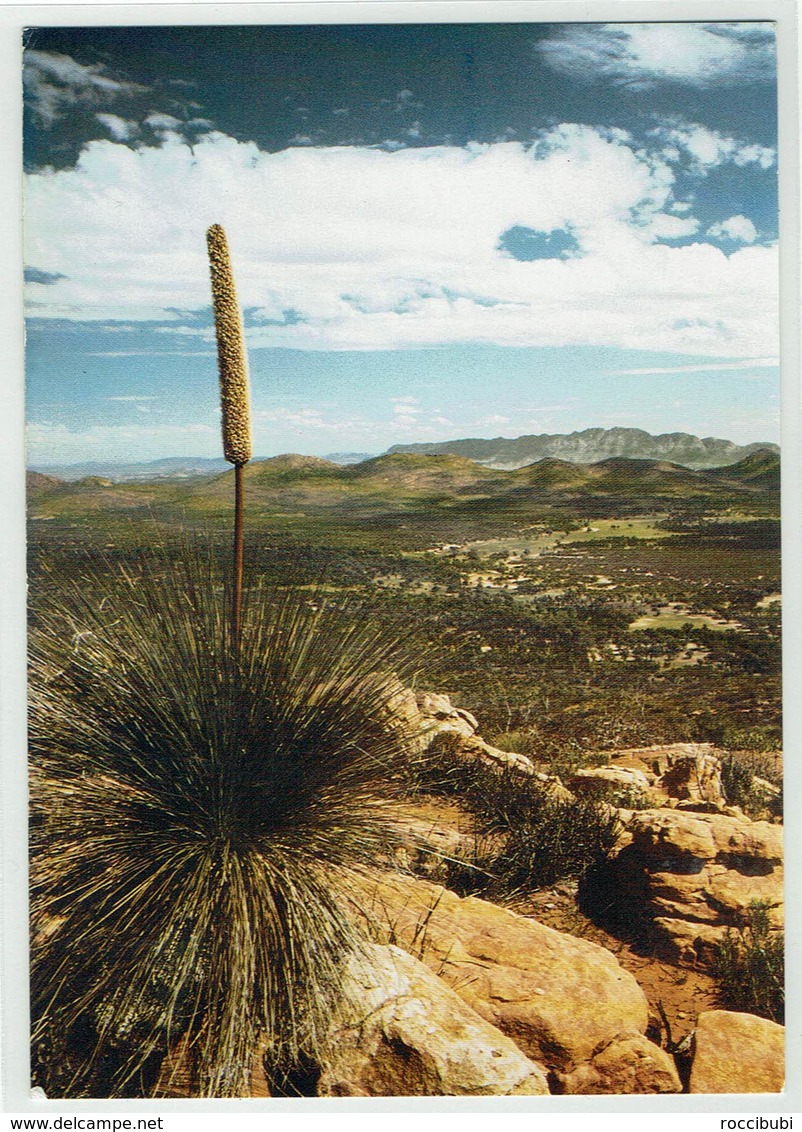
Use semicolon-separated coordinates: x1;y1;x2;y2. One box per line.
206;224;252;646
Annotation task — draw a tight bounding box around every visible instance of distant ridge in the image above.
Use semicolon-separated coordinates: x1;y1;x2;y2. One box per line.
324;451;377;465
29;429;779;482
29;452;378;482
28;456;232;482
387;427;779;471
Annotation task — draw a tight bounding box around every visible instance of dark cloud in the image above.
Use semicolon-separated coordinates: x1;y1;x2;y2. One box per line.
23;24;777;175
24;48;147;127
25;266;66;285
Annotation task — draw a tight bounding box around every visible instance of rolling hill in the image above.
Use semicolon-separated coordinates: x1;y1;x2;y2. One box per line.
28;450;781;536
30;429;779;483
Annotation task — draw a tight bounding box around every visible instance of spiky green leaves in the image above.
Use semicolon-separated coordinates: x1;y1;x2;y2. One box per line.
29;552;421;1098
207;224;252;466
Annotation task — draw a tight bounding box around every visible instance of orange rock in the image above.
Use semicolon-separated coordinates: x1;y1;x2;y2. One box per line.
689;1011;784;1094
356;873;679;1092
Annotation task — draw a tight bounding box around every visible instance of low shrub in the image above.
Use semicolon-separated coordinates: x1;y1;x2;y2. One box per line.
712;902;784;1023
406;748;621;897
490;728;539;757
720;750;783;820
438;836;501;897
722;726;782;753
490;792;621;893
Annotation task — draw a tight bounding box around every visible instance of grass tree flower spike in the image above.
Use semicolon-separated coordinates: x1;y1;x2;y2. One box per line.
207;223;252;466
207;223;251;646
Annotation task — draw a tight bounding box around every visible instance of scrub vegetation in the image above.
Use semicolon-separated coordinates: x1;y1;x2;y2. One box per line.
27;447;782;1095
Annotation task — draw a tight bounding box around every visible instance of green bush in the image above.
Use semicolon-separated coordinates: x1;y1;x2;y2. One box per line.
712;902;784;1023
406;748;620;896
29;551;419;1098
722;725;782;753
490;791;621;894
720;751;783;820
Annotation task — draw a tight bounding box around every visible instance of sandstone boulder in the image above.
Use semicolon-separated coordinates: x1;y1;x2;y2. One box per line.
601;744;726;807
417;691;479;740
649;919;726;968
384;682;429;745
556;1032;683;1095
356;873;680;1093
319;944;550;1096
376;682;528;771
569;766;651;799
431;731;535;775
599;809;783;966
405;690;536;775
688;1011;784;1094
659;749;725;806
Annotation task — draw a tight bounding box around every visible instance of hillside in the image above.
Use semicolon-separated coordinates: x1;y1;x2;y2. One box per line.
388;427;779;471
27;452;780;549
344;452;501;493
27;471;66;498
707;449;781;490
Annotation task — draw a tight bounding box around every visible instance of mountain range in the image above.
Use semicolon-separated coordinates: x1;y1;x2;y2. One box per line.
30;429;777;482
26;452;378;482
387;428;778;471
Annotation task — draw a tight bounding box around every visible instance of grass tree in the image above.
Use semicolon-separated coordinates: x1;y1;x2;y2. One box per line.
27;226;421;1098
29;556;419;1097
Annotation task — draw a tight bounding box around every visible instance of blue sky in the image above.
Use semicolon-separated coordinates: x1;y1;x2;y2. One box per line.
23;22;780;465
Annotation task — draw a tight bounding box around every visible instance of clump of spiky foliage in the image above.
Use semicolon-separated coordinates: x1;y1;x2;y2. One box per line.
29;550;420;1098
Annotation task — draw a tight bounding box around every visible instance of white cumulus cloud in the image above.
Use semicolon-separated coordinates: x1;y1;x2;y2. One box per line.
536;23;776;89
650;120;776;173
23;126;778;359
707;215;758;244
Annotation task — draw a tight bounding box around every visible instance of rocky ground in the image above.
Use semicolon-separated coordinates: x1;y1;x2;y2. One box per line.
353;689;785;1097
510;884;720;1051
158;688;784;1099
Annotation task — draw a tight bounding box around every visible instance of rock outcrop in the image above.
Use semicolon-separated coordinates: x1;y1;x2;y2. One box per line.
593;744;727;809
356;872;681;1094
568;765;652;801
598;808;783;966
393;688;536;775
319;945;550;1096
688;1011;784;1094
